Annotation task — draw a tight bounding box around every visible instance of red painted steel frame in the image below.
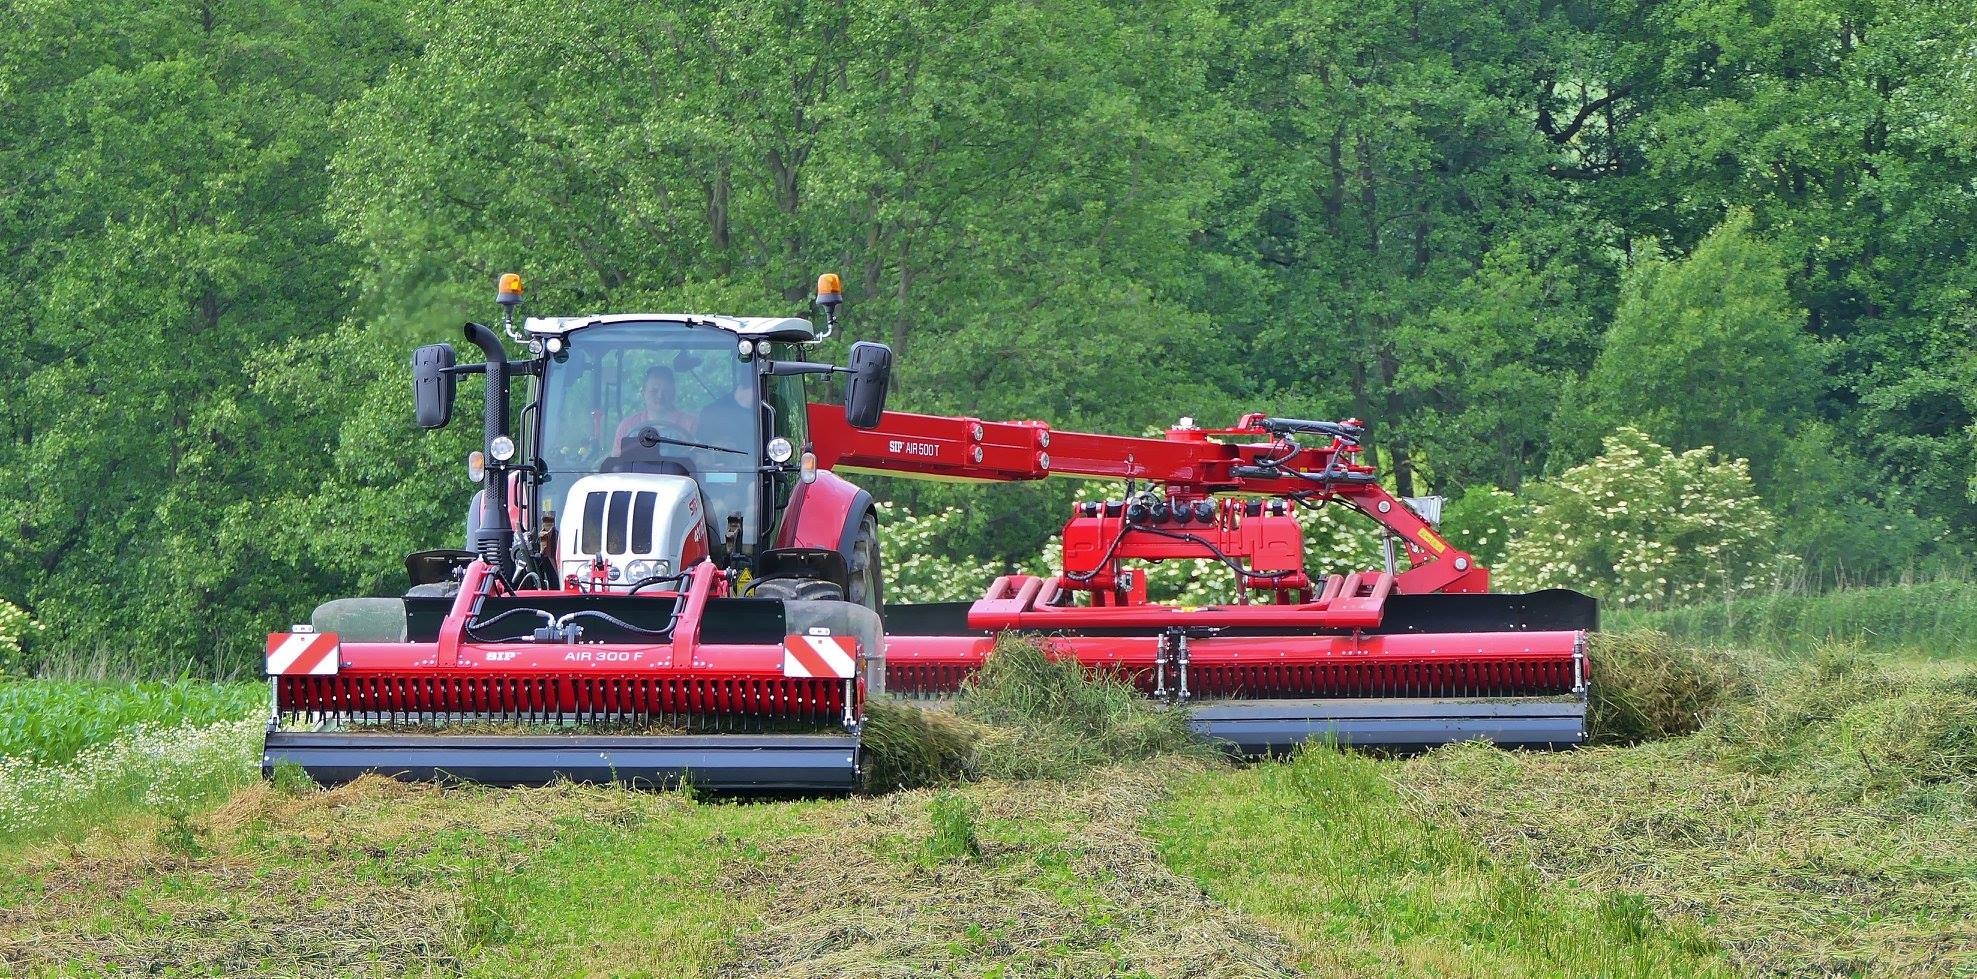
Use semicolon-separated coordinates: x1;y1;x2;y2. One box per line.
884;627;1584;700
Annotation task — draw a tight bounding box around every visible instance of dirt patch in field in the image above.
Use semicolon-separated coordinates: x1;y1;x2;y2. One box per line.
715;760;1299;978
0;848;462;976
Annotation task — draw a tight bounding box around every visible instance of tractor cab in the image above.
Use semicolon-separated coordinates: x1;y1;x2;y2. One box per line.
411;275;892;601
524;315;817;571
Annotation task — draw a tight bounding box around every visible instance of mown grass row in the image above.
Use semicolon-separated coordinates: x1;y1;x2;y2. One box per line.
1396;649;1977;977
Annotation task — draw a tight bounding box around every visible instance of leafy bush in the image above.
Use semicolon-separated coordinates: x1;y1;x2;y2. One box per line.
1439;486;1521;571
880;498;1392;609
1501;427;1782;606
0;599;42;677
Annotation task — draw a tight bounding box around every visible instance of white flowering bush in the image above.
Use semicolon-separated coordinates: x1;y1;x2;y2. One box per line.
1301;502;1389;575
1499;427;1781;606
0;716;261;842
880;498;1399;606
879;503;1043;603
1439;486;1522;571
0;598;44;677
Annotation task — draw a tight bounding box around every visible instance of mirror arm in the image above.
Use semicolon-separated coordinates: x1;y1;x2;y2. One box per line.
767;361;852;377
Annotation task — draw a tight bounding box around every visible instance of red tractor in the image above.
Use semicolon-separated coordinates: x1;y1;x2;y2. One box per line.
262;274;1594;790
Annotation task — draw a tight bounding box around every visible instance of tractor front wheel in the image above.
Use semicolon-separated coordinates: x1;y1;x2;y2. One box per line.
846;511;883;615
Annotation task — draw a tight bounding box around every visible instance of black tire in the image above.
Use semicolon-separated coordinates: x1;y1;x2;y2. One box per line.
751;576;845;602
846;511;883;615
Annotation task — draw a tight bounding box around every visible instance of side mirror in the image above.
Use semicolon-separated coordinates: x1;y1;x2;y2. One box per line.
843;341;892;429
413;343;457;429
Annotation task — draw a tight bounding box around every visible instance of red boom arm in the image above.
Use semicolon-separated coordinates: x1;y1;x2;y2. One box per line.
807;404;1487;595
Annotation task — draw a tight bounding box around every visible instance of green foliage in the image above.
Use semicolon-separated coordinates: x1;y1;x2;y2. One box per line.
1437;486;1521;573
1;0;1974;677
878;502;1030;604
1399;241;1601;491
1553;212;1825;481
0;600;41;676
0;680;265;765
1502;427;1782;607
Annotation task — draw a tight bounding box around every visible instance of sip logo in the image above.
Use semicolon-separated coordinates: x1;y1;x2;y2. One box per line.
887;439;938;458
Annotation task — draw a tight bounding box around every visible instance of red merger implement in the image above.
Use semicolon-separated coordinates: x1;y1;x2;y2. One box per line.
815;406;1594;753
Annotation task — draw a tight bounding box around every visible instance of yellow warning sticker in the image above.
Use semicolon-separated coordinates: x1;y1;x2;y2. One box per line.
1416;528;1448;554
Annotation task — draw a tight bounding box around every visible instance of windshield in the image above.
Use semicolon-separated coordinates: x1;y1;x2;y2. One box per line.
538;322;764;549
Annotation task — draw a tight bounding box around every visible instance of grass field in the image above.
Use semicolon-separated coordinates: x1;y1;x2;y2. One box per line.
1;589;1972;977
0;678;265;764
1609;579;1977;659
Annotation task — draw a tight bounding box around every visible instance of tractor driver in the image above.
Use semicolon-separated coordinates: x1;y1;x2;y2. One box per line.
613;364;696;449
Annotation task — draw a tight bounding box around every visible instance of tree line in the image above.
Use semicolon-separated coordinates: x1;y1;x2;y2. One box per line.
1;0;1971;675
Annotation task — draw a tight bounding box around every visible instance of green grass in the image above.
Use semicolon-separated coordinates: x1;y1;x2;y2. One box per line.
1609;579;1977;658
1149;747;1734;978
3;594;1970;976
0;716;264;848
0;678;265;763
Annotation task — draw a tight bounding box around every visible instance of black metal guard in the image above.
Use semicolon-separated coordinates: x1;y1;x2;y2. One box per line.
263;731;860;791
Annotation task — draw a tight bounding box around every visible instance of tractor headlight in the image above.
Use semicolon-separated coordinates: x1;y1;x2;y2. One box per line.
766;436;794;463
625;559;670;581
738;338;754;361
755;339;771;357
489;435;516;462
560;559;589;580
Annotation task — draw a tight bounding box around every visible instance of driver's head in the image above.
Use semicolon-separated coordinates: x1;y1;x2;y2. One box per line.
641;365;676;415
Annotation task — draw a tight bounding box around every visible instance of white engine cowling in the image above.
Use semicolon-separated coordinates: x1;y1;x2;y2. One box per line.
557;473;709;587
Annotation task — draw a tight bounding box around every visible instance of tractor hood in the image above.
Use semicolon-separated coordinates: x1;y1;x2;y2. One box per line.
556;472;710;589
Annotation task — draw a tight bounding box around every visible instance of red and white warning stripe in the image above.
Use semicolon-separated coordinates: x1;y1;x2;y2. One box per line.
266;632;340;676
782;633;857;679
